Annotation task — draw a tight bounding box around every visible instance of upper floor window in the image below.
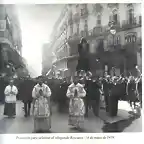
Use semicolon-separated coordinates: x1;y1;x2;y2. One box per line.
127;4;134;24
84;20;88;32
97;14;101;25
110;9;118;24
75;4;79;13
80;30;84;37
113;13;118;23
70;24;73;36
77;23;79;34
80;4;88;16
128;9;134;24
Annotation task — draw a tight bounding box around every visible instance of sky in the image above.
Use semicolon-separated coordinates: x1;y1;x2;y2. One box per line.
16;4;64;77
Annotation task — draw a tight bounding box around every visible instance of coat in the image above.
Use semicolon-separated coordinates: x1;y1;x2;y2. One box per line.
19;79;36;102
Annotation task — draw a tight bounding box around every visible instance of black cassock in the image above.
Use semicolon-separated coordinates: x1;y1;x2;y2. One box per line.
76;43;90;72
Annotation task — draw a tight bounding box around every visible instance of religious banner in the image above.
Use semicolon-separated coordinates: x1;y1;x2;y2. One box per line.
0;20;6;31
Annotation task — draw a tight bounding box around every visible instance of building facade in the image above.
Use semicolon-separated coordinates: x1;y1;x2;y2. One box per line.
50;3;142;77
42;43;56;75
0;4;25;77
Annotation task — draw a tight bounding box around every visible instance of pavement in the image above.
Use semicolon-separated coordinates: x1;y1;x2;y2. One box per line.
0;101;142;133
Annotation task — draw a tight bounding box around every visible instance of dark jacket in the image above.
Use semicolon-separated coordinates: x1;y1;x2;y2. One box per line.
89;81;101;100
19;79;36;102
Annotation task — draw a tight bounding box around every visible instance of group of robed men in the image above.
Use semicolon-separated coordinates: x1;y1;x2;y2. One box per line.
0;72;142;118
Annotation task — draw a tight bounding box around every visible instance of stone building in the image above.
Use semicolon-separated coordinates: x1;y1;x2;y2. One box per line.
0;4;26;77
50;3;142;77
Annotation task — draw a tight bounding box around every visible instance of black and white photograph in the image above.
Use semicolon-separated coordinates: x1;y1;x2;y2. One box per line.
0;3;142;134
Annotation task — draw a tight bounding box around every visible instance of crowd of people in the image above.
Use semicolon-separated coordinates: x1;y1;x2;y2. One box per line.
0;69;142;132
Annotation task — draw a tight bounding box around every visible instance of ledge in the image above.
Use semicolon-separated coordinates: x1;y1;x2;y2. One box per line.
68;24;141;43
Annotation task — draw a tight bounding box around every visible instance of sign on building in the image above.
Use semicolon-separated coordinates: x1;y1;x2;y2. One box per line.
0;20;6;31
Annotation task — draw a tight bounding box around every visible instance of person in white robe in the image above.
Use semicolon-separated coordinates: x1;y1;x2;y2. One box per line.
66;76;86;130
32;76;52;133
4;79;18;118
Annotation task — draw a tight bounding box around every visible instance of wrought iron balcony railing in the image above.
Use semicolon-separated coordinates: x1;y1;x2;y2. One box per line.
121;17;141;30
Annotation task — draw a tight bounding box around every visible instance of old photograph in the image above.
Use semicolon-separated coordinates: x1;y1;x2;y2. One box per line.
0;3;142;133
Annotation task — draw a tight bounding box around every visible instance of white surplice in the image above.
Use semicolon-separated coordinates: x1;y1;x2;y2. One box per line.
4;85;18;103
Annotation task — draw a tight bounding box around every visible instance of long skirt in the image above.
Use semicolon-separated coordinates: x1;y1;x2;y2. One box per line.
68;115;84;129
4;103;16;117
34;117;51;132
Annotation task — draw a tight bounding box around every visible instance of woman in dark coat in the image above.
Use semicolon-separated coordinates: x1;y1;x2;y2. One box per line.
76;38;90;74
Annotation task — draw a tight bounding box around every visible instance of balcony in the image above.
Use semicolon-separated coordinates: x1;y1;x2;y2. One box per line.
121;18;141;30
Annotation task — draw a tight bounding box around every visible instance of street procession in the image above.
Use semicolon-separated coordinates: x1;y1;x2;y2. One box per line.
0;37;142;133
0;3;142;133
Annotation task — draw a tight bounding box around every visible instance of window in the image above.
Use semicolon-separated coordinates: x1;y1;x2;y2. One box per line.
116;36;120;45
97;15;101;25
127;4;134;24
139;16;141;24
125;34;136;43
81;9;84;16
113;14;118;23
84;20;88;31
76;4;79;13
128;36;131;42
81;31;84;37
128;9;134;24
77;23;79;34
125;37;128;43
70;24;73;36
80;4;88;16
132;35;136;42
112;9;118;24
